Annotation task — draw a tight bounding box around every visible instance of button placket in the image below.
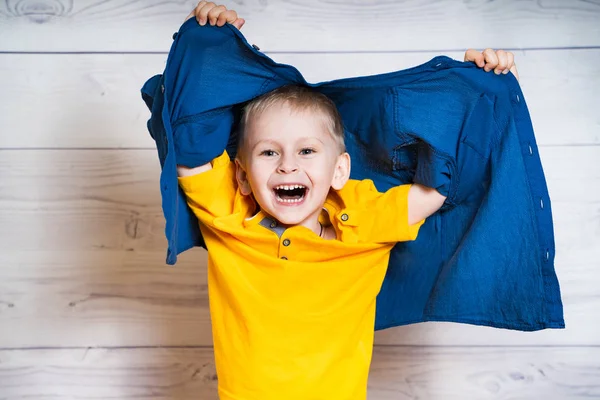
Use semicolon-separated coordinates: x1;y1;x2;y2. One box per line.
280;237;291;260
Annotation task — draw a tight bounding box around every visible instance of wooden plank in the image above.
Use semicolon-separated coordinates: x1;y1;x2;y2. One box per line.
0;49;599;149
368;347;600;399
0;0;599;52
0;250;215;347
0;54;160;149
0;346;598;399
0;146;598;347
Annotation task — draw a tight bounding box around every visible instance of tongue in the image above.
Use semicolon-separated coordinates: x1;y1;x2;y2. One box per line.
276;188;304;199
281;193;302;200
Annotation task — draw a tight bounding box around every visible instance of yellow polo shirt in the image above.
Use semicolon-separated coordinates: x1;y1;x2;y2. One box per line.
178;152;424;400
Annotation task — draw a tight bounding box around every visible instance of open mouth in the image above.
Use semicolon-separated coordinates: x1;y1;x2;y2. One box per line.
273;184;307;203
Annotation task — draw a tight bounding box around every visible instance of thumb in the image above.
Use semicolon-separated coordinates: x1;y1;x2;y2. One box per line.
464;49;485;68
510;64;520;82
232;18;245;30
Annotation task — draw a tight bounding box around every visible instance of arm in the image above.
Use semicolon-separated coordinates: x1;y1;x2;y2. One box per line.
336;180;435;243
407;184;446;225
412;48;517;218
176;2;244;178
177;152;238;220
177;163;212;177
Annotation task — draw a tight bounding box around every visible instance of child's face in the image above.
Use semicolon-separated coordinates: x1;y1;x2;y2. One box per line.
235;102;350;228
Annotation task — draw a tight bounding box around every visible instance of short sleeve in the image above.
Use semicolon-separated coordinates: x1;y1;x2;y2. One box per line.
177;150;238;221
334;180;425;244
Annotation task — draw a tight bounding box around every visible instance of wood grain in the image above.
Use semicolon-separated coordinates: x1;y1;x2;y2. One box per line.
0;0;599;52
0;346;598;399
1;49;599;149
1;2;597;397
0;147;598;347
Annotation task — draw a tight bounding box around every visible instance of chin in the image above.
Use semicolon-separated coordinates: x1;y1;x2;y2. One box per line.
270;210;310;226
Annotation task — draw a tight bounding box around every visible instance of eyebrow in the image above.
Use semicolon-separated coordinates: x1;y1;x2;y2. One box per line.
251;137;325;152
251;139;279;152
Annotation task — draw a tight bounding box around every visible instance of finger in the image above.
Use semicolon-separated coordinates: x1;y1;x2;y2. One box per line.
216;9;238;27
186;1;206;21
510;63;520;81
464;49;485;68
231;17;245;30
197;1;216;25
185;10;196;21
207;5;227;26
503;52;514;74
482;48;498;72
494;50;508;75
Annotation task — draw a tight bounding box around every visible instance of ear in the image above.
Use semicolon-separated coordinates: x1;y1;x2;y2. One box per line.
331;152;351;190
235;158;253;196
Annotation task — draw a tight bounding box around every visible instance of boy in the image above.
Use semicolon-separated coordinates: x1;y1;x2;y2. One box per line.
176;3;520;399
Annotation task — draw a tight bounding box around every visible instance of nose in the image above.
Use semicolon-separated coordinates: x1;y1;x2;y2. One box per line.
277;154;298;174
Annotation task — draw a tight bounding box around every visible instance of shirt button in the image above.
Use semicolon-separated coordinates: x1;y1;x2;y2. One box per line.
341;213;349;221
270;221;277;228
283;239;291;246
281;256;288;260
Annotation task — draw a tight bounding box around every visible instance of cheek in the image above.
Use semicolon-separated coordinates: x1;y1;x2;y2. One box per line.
304;159;336;185
248;164;272;188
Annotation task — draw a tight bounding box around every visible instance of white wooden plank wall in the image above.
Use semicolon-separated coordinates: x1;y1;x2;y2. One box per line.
0;1;599;398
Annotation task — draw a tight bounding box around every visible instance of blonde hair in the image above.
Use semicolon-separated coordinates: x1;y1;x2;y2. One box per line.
237;85;346;157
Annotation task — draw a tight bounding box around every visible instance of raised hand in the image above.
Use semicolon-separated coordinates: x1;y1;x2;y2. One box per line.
464;48;519;81
185;1;245;30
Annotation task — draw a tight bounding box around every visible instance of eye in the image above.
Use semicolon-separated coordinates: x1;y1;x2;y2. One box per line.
259;149;277;157
299;148;316;155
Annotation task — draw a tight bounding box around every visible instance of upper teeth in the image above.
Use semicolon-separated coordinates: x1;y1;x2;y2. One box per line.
276;185;305;190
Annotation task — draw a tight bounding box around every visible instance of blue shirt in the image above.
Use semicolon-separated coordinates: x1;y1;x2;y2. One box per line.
141;19;564;331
